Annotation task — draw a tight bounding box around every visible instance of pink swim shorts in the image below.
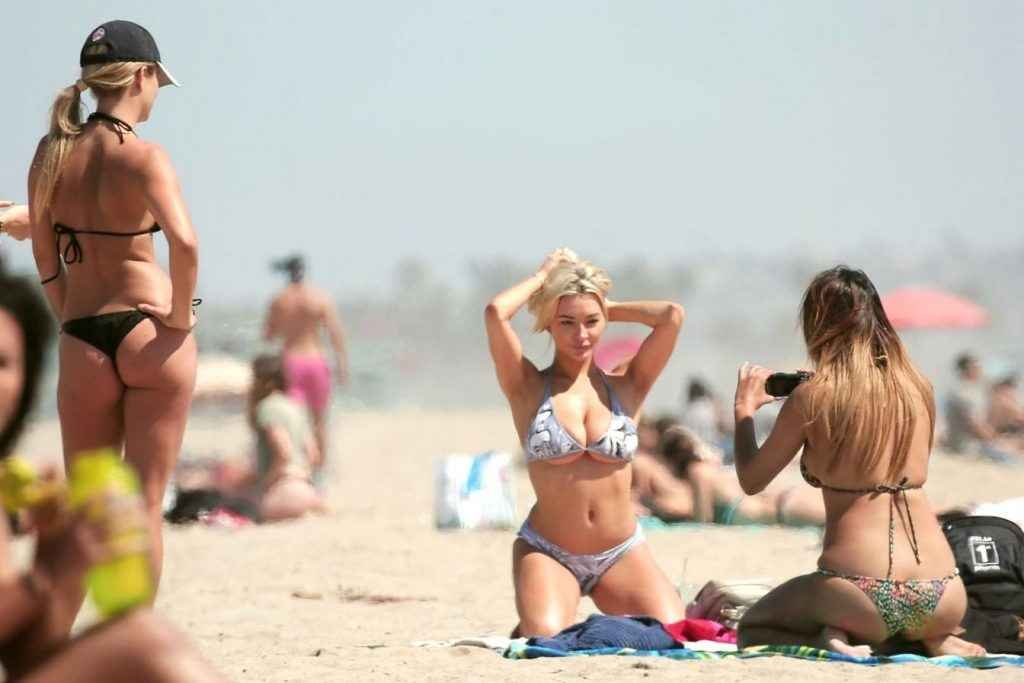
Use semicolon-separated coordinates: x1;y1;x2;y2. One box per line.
283;354;332;413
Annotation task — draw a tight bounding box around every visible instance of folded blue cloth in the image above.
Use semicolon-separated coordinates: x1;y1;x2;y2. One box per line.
527;614;679;652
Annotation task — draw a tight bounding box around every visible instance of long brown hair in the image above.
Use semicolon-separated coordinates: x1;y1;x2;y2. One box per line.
800;266;934;479
33;62;150;216
247;355;286;430
0;263;55;458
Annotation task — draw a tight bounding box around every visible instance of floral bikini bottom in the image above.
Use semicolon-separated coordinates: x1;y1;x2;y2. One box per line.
799;457;961;638
817;567;960;636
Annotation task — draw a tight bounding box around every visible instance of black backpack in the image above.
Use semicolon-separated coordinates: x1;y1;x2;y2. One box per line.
942;515;1024;653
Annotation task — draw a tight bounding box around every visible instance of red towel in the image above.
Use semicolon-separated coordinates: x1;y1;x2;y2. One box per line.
663;619;737;644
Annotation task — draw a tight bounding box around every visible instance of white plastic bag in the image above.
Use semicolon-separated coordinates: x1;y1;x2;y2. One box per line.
435;451;516;530
684;578;774;629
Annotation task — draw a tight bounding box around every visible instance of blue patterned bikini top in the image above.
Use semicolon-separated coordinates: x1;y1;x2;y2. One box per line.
524;372;639;463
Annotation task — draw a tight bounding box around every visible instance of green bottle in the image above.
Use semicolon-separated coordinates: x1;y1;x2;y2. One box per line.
68;448;153;618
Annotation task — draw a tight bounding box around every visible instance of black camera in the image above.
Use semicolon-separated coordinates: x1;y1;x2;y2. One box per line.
765;371;813;397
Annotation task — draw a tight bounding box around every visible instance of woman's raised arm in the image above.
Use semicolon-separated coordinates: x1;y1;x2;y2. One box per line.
484;249;570;399
733;363;807;494
611;299;685;400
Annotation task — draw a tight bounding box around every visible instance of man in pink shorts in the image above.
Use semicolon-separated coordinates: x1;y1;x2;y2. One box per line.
264;255;349;471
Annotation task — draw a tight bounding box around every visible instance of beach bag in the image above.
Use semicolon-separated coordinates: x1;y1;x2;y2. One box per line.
684;579;773;629
163;487;259;525
434;451;516;530
942;515;1024;653
942;515;1024;614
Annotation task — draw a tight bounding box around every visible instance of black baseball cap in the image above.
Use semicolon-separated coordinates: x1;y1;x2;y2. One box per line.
80;20;179;87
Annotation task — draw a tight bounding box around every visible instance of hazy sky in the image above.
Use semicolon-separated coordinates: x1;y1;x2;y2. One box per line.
2;2;1021;302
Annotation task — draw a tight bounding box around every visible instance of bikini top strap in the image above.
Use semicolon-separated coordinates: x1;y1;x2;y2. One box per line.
53;224;84;269
801;457;923;495
87;111;136;143
56;224;161;237
51;222;162;271
598;371;624;414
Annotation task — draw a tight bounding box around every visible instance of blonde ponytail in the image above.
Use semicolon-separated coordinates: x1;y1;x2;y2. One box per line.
33;62;149;216
33;84;84;215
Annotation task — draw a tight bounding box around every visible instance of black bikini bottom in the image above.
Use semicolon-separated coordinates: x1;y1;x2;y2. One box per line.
62;309;151;362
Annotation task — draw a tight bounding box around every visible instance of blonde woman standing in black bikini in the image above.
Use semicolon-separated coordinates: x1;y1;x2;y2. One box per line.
28;21;197;629
485;248;685;637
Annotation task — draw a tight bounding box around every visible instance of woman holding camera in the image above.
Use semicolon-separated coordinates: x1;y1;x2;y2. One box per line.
733;266;982;656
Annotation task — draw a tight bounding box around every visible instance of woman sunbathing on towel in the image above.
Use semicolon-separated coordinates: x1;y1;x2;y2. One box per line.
733;266;983;657
633;423;825;526
485;249;685;637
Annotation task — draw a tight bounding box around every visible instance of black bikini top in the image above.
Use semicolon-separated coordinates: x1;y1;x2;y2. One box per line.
40;112;161;286
88;111;135;142
40;223;162;285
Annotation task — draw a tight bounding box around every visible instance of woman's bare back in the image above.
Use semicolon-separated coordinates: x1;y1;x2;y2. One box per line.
802;391;957;581
40;123;172;318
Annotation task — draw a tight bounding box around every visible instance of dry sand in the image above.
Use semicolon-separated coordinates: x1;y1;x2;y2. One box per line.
14;409;1024;682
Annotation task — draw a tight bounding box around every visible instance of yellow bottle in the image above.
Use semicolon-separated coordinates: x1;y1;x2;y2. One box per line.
68;448;153;617
0;456;61;514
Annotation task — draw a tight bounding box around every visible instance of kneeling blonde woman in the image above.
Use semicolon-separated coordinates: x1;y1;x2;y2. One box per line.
484;249;685;637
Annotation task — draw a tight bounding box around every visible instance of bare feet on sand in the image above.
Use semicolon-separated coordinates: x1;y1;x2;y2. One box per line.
923;634;987;657
821;626;873;658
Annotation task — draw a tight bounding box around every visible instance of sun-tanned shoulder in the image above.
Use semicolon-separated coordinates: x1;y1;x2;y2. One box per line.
135;140;174;170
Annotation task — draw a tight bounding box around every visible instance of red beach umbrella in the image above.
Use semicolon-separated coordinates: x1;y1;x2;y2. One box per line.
881;286;989;330
595;335;644;372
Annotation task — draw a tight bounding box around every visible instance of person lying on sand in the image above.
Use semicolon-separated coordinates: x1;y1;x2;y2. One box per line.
632;422;824;526
733;266;984;658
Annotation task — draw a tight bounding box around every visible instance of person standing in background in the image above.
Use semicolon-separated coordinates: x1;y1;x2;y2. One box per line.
681;377;730;458
263;255;348;472
945;353;1022;462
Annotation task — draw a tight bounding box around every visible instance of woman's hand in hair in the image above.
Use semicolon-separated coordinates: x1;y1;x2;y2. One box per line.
734;362;777;416
537;248;577;276
0;203;31;241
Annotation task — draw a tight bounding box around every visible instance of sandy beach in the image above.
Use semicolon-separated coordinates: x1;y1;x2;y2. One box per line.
12;408;1023;681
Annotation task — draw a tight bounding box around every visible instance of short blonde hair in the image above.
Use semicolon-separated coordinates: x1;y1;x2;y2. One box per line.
527;252;612;332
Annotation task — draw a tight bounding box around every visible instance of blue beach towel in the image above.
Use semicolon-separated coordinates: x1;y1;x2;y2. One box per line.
527;615;678;652
505;641;1024;669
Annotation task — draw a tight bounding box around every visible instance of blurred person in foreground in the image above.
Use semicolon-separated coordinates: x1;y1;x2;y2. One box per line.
944;353;1022;463
0;266;223;681
263;255;348;472
734;266;982;657
485;248;685;637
